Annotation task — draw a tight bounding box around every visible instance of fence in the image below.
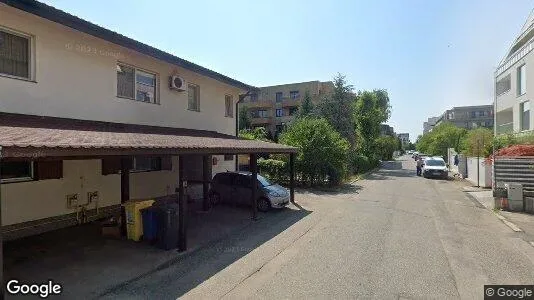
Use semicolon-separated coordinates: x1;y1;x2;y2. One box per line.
466;157;492;188
494;157;534;198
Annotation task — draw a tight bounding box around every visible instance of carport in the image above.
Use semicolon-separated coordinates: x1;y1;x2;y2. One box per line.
0;114;297;298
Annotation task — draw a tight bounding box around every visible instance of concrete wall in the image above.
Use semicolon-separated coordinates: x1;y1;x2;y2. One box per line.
466;157;492;188
0;4;242;135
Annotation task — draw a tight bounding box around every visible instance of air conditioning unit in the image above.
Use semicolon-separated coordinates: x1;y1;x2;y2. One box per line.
169;75;186;91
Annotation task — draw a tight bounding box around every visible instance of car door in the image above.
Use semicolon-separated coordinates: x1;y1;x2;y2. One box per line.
235;174;253;205
218;173;236;203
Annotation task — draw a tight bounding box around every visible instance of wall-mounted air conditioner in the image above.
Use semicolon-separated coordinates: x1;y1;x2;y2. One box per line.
169;75;186;91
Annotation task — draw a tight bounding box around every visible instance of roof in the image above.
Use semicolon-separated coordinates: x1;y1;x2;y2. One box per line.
1;0;257;92
0;113;297;158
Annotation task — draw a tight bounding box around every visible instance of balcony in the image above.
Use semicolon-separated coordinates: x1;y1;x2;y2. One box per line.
496;35;534;76
496;122;513;135
247;101;273;109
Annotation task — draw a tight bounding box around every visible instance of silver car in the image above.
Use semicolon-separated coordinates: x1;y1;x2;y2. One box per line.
209;172;290;212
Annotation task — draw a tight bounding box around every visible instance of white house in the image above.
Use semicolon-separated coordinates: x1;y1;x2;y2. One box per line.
0;0;296;247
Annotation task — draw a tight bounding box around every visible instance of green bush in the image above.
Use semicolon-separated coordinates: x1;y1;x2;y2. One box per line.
349;152;379;174
279;117;349;186
461;128;494;157
258;158;288;183
374;135;398;161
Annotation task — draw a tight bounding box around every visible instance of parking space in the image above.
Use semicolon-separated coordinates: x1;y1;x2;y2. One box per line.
3;199;260;299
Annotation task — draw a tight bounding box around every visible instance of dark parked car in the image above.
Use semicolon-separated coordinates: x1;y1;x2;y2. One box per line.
208;172;290;212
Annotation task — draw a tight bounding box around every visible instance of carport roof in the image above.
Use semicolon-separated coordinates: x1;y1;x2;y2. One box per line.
0;113;297;158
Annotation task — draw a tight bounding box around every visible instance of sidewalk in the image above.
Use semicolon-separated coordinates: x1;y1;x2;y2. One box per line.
465;187;534;242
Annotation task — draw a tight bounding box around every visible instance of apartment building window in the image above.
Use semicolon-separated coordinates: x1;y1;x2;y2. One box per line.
276;92;283;102
132;157;162;172
1;161;34;183
471;111;476;118
188;84;200;111
447;112;454;120
521;101;530;131
250;93;258;102
496;74;511;96
0;28;31;79
117;64;158;103
225;95;233;117
276;108;283;117
252;110;268;118
518;64;526;96
289;91;300;99
288;107;298;116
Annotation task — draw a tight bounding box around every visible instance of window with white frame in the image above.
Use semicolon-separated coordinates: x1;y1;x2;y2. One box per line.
117;64;157;103
188;84;200;111
521;101;530;131
132;156;162;172
225;95;233;117
289;91;299;99
518;64;526;96
276;108;283;117
1;161;34;182
0;28;31;79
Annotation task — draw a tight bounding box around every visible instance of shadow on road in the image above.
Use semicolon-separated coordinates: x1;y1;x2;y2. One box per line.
297;183;363;196
365;159;417;180
98;205;312;299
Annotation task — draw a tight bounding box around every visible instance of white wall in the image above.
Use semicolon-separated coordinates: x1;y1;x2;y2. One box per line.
466;157;492;188
0;5;242;135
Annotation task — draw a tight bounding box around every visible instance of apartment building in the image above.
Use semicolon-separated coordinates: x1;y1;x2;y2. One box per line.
241;81;334;135
397;133;410;146
0;0;296;249
380;124;396;136
495;11;534;134
435;105;494;130
423;116;439;134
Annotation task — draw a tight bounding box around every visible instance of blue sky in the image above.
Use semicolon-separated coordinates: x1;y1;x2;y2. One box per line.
44;0;534;141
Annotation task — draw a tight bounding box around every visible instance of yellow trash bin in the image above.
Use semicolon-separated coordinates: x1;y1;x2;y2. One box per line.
123;199;155;241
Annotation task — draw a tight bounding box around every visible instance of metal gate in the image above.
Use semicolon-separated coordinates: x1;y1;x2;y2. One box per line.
494;157;534;198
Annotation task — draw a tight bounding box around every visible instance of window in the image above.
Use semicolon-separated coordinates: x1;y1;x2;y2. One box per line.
447;112;454;119
1;161;33;182
252;110;268;118
224;154;234;161
250;93;258;102
276;108;283;117
496;74;511;96
289;107;298;116
289;91;299;99
117;64;157;103
471;111;476;118
132;157;162;172
0;28;31;79
225;95;233;117
276;92;283;102
518;64;526;96
188;84;200;111
521;101;530;131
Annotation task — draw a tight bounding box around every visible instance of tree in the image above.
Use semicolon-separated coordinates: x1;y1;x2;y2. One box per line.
461;128;494;157
238;106;251;130
238;127;269;141
298;91;314;118
373;89;392;124
375;135;399;161
353;91;382;157
416;122;467;158
317;73;356;146
279;117;350;186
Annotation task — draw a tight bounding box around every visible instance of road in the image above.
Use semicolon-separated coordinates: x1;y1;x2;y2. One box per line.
101;156;534;299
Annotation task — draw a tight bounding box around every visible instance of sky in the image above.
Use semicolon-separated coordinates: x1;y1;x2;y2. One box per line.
43;0;534;142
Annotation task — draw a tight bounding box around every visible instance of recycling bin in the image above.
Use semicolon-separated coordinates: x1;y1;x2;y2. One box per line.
141;206;159;242
123;199;155;241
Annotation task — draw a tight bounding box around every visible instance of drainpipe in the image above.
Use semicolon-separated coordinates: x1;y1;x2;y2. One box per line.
236;91;251;171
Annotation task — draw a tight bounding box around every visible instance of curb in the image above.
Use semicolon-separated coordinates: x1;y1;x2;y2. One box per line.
464;191;524;233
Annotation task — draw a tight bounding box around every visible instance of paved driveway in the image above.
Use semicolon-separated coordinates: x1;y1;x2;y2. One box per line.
100;156;534;299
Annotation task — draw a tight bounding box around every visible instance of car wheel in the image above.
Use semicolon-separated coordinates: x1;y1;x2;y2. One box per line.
209;191;221;206
257;197;271;212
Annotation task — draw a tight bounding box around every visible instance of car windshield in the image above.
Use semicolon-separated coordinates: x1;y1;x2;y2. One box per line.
425;160;445;166
257;175;272;187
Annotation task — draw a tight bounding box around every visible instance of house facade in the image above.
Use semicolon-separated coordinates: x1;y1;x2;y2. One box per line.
397;133;410;146
241;81;334;136
380;124;395;136
435;105;494;130
495;11;534;135
0;0;296;241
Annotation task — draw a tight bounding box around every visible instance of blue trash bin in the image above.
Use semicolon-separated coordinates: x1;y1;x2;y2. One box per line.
141;206;159;242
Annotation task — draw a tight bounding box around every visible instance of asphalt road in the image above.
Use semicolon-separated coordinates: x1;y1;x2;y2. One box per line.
101;156;534;299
